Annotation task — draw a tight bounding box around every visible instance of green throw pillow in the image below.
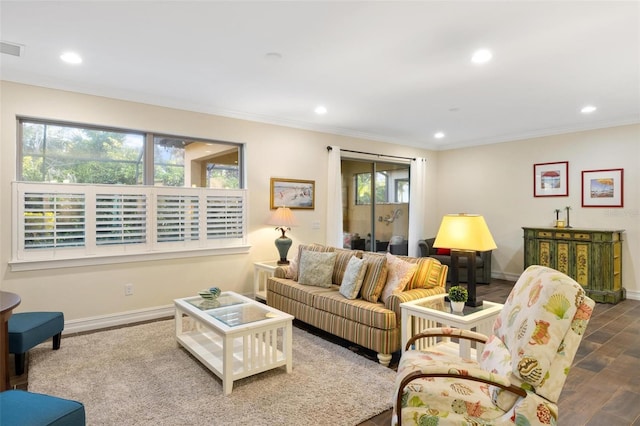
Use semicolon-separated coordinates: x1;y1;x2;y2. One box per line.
298;250;337;287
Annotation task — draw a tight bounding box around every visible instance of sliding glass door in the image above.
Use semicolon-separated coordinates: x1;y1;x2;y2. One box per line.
341;159;410;254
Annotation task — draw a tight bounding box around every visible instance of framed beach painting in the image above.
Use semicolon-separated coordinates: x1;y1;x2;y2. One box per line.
581;168;624;207
270;178;315;209
534;161;569;197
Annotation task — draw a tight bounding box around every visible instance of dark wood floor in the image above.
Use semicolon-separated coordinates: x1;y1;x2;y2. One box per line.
359;279;640;426
9;279;640;425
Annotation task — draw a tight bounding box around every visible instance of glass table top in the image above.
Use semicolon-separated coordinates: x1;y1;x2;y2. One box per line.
415;295;497;316
186;293;245;311
208;304;274;327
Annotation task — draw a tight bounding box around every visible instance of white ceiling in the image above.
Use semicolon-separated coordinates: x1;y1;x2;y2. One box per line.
1;1;639;150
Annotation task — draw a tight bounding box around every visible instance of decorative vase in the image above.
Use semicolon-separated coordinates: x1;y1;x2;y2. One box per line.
451;301;465;313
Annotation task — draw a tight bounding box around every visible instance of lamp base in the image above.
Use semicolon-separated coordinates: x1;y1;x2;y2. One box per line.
274;236;292;266
465;298;484;307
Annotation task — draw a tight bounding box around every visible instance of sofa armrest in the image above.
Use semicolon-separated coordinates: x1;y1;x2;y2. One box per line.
273;266;289;279
385;287;446;323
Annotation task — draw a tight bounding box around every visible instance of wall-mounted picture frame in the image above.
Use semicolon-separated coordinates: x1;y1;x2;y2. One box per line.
533;161;569;197
270;178;315;209
581;168;624;207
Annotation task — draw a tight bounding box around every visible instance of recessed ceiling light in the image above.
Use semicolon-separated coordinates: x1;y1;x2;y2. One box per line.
314;105;327;115
60;51;82;64
434;132;445;139
265;52;282;62
581;105;597;114
471;49;492;64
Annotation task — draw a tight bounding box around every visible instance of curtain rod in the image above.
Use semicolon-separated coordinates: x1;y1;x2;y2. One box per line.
326;146;415;161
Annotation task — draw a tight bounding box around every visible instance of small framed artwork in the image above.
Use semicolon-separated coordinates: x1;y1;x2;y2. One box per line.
270;178;315;209
534;161;569;197
581;168;624;207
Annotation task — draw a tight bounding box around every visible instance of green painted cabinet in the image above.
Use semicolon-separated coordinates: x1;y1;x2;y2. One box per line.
523;227;624;303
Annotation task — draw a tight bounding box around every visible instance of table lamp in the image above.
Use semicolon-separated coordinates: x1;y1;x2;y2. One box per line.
267;207;298;265
433;214;497;307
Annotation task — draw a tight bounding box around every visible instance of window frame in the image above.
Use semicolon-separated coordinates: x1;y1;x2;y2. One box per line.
13;117;249;271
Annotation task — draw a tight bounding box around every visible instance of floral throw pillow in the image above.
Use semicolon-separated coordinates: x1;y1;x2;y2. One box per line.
380;252;417;303
339;256;368;299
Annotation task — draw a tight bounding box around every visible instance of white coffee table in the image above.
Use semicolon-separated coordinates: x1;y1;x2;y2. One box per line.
175;291;293;394
400;294;503;361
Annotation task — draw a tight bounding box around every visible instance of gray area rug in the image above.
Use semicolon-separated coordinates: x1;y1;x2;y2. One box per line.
29;319;395;425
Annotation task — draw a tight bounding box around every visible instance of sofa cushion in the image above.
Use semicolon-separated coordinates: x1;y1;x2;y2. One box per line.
339;256;368;300
298;250;336;287
332;248;361;285
381;253;417;303
436;248;451;255
268;278;338;306
291;244;335;281
312;290;396;330
360;253;388;303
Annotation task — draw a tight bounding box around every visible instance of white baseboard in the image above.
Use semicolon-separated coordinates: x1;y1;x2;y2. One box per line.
491;271;521;282
63;305;175;335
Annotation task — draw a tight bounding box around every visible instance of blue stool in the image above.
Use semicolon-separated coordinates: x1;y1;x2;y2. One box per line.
8;312;64;375
0;390;85;425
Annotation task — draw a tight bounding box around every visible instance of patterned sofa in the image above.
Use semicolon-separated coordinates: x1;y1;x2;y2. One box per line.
267;244;447;365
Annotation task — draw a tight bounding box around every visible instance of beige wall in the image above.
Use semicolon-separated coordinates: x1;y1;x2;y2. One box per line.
436;125;640;297
1;82;637;328
0;81;438;323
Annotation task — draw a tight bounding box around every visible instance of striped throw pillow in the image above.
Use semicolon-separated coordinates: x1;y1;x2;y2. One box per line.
360;253;388;303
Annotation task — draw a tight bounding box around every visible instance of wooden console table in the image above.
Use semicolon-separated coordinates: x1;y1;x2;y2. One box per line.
523;227;624;303
1;291;21;391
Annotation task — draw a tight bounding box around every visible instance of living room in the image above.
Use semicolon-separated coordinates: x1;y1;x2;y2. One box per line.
0;1;639;424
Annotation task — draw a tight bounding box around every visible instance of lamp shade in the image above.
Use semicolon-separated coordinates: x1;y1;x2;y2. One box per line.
267;207;299;228
433;214;497;252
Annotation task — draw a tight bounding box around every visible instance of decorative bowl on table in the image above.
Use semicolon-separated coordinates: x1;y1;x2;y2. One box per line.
198;287;221;300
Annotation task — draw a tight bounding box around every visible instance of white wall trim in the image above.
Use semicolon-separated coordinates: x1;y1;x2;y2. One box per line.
63;305;175;335
62;292;256;334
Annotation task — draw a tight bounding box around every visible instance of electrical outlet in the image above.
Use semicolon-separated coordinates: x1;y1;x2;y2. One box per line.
124;283;134;296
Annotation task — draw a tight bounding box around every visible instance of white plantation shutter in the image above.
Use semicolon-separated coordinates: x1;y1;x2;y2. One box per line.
207;194;245;239
22;191;85;249
96;193;147;245
156;194;200;243
13;182;247;264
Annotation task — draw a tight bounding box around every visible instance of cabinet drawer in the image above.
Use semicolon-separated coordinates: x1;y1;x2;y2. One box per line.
574;233;591;241
555;232;571;239
537;231;553;238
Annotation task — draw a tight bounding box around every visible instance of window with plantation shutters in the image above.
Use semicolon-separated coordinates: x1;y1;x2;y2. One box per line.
12;182;248;269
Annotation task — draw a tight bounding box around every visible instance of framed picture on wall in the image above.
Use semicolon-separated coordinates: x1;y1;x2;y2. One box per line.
533;161;569;197
270;177;315;209
581;168;624;207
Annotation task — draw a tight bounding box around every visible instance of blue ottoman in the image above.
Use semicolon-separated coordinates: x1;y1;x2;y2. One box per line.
0;390;85;425
8;312;64;375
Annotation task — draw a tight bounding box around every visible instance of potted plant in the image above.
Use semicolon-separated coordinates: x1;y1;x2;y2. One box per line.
448;285;468;312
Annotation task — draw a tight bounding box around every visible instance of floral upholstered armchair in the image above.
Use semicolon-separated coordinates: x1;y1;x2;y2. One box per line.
393;265;595;425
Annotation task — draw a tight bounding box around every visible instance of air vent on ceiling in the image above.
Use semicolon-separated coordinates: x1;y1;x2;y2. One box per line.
1;41;24;57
